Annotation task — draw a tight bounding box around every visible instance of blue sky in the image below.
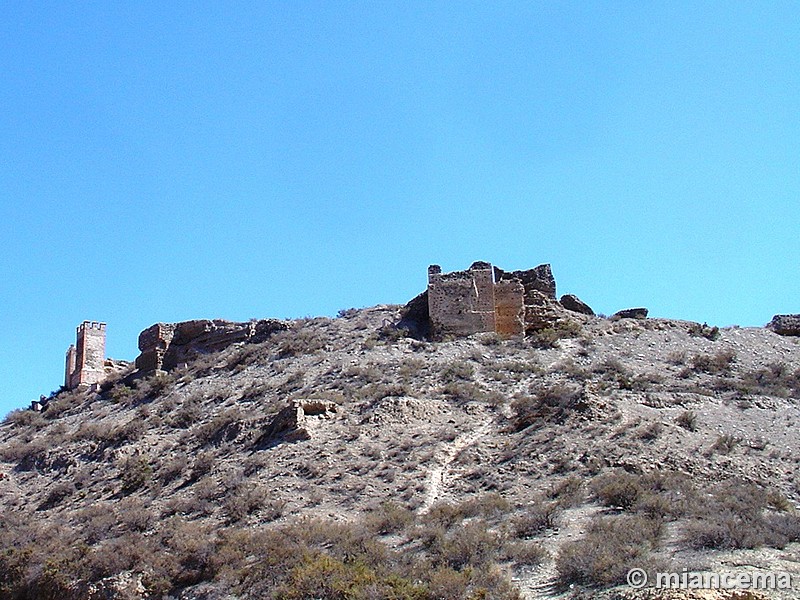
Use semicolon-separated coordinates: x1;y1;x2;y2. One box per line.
1;2;798;415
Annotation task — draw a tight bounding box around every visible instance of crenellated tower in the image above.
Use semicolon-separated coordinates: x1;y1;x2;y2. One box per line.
64;321;106;390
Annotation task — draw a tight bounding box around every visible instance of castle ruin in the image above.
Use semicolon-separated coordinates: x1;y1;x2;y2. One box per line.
64;321;107;390
135;318;288;373
424;261;580;339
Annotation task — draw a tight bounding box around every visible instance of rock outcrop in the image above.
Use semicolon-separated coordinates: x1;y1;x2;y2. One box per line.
767;314;800;336
560;294;595;316
613;307;648;320
397;290;431;338
135;318;288;372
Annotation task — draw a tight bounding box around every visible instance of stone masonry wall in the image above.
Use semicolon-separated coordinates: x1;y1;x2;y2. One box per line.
426;262;571;338
65;321;106;389
64;345;76;389
136;318;288;372
428;262;497;337
494;279;525;337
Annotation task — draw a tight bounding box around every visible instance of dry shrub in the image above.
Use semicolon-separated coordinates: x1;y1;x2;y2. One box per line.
117;497;154;532
194;407;242;446
688;322;720;340
37;481;76;511
169;396;204;429
118;454;152;493
159;453;188;484
3;409;45;428
423;494;510;529
684;348;737;375
710;433;740;455
592;471;644;509
441;360;475;382
513;500;561;538
275;327;329;358
737;362;800;397
681;480;800;551
365;501;414;535
676;410;697;431
511;383;587;431
556;514;663;587
549;476;585;507
424;521;504;570
503;540;547;568
223;484;267;523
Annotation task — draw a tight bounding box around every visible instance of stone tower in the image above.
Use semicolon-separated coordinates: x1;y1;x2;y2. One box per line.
64;321;106;390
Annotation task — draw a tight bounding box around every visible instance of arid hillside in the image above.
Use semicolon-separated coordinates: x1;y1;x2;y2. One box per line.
2;306;800;600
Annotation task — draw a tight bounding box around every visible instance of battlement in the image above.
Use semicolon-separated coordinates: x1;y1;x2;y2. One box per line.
77;321;106;333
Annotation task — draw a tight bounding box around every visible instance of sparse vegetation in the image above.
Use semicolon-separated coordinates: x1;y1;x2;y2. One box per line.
683;348;737;376
556;514;663;587
528;320;582;349
688;322;720;340
511;383;587;431
710;433;740;455
676;409;698;431
2;308;800;598
119;454;152;493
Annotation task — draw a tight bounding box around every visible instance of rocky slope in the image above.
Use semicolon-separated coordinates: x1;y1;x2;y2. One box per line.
1;307;800;599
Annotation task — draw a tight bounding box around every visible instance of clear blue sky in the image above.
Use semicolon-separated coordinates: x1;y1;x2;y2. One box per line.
1;2;798;415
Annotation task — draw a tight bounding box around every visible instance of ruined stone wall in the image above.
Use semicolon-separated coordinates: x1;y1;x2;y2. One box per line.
66;321;106;389
494;279;525;337
426;262;574;338
135;323;177;372
64;345;76;389
135;318;288;373
427;262;497;337
494;264;556;300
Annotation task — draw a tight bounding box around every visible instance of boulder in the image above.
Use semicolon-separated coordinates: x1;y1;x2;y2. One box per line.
767;314;800;336
560;294;595;316
612;308;648;320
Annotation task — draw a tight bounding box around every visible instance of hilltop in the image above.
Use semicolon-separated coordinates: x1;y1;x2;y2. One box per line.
2;300;800;599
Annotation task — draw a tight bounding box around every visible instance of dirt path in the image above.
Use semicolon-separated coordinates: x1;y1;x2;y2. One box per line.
420;418;493;513
515;504;601;599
